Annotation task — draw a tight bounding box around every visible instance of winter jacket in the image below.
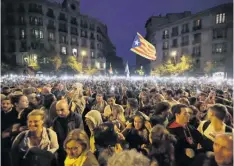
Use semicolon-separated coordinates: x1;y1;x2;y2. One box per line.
53;112;84;146
11;128;59;166
167;121;206;166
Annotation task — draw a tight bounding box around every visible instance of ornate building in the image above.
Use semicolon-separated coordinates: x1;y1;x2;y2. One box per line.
144;3;233;77
2;0;117;73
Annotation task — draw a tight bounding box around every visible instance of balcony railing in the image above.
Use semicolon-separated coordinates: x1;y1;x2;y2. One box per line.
171;44;178;48
47;25;56;30
162;34;169;39
192;52;201;57
192;39;201;44
71;31;78;36
171;32;178;37
193;26;202;31
59;28;68;33
181;42;189;46
181;29;189;34
47;12;55;18
28;8;43;14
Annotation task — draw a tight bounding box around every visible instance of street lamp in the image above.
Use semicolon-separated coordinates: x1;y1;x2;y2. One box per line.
81;50;87;56
80;50;87;73
170;50;177;65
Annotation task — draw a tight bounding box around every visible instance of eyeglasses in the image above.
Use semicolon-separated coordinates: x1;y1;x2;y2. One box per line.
65;147;80;151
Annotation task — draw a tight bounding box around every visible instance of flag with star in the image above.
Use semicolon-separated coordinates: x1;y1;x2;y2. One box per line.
130;32;156;60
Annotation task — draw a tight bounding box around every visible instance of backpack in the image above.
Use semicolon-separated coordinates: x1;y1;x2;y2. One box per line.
14;129;57;166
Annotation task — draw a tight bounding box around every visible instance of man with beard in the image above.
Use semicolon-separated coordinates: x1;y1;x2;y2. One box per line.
1;97;15;166
52;100;84;166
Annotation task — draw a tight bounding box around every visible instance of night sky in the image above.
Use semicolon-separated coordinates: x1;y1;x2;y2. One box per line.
60;0;232;66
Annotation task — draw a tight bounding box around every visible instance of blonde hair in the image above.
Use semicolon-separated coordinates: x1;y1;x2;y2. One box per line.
63;129;90;151
108;149;151;166
27;109;46;122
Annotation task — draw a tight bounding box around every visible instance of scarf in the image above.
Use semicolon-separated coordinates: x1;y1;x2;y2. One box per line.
64;152;87;166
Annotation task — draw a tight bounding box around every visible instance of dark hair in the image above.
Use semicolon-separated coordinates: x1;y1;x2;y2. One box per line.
209;104;228;121
150;88;157;93
175;89;183;95
171;104;188;116
2;87;10;91
188;97;197;106
94;122;118;148
11;94;25;105
127;98;138;109
152;102;170;115
166;90;174;97
150;125;176;166
107;94;116;99
43;94;56;109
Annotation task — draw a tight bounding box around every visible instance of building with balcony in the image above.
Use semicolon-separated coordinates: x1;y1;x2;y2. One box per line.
1;0;117;73
144;3;233;77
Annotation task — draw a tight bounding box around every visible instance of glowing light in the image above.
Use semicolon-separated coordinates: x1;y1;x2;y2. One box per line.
170;51;177;57
81;50;87;56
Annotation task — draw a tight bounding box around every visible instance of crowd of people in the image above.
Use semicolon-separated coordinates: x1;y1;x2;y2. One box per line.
1;75;233;166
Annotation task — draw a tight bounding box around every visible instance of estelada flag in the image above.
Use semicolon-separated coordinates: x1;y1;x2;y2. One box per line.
130;32;156;60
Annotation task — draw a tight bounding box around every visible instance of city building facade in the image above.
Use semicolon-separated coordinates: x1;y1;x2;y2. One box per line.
2;0;118;73
144;3;233;77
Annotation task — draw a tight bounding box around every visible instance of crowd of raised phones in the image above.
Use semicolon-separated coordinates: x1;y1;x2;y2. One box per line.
1;77;233;166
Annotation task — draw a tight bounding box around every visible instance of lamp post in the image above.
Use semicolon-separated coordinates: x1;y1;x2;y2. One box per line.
170;50;177;65
81;50;87;72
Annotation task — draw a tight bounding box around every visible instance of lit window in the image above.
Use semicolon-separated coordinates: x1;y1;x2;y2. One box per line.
71;37;77;43
61;46;67;54
49;32;54;40
35;17;38;25
39;30;43;38
34;30;39;38
163;41;168;48
20;16;24;23
96;62;100;69
91;51;94;57
103;63;106;69
72;48;77;56
164;30;168;35
21;29;25;38
216;13;225;24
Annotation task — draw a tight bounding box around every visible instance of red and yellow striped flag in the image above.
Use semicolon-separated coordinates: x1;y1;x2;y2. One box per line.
130;32;156;60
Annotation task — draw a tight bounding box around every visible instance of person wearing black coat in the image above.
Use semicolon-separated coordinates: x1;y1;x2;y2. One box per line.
52;100;84;166
167;104;206;166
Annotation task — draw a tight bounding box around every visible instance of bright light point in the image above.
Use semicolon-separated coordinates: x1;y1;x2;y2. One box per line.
111;86;115;91
81;50;87;56
170;51;177;57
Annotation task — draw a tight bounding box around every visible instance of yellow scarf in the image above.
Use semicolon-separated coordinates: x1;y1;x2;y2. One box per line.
64;153;87;166
90;135;96;153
